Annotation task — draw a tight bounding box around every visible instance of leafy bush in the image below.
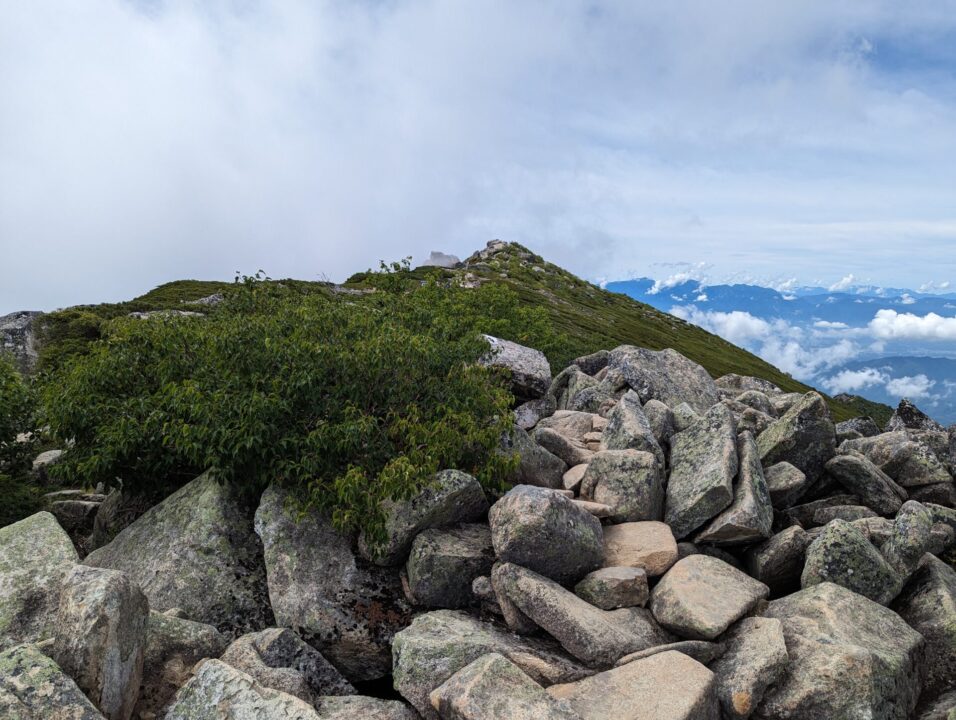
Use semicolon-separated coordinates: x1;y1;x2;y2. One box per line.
42;273;562;542
0;355;36;475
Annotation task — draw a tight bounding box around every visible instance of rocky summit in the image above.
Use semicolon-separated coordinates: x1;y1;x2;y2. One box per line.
2;330;956;717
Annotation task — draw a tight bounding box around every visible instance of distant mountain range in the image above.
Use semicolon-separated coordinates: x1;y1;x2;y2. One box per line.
606;277;956;425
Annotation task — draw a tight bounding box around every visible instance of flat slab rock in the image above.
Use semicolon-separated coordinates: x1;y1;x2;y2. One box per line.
649;555;769;640
547;649;718;720
602;521;678;577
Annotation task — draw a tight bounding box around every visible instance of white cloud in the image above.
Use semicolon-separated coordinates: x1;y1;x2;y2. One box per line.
868;309;956;340
886;374;936;399
918;280;951;292
813;320;849;329
695;292;709;302
822;368;887;394
671;306;772;345
648;263;710;295
899;293;917;305
828;274;856;292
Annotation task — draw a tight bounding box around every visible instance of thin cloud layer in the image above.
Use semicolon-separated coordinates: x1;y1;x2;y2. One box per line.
869;309;956;340
3;2;956;312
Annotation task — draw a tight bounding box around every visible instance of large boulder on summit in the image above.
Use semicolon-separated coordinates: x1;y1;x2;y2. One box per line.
761;582;924;720
358;469;489;566
0;642;104;719
392;610;591;720
695;432;773;546
254;484;411;681
405;524;495;608
84;471;272;636
824;452;907;515
649;555;768;641
665;404;738;539
492;563;670;668
52;565;148;720
579;450;663;523
481;334;551;401
887;398;944;432
757;392;836;484
607;346;720;413
489;485;603;584
547;650;718;720
0;511;77;650
841;431;951;487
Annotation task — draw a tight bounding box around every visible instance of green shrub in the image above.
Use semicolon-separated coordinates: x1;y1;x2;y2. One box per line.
0;474;41;527
42;273;561;543
0;355;36;475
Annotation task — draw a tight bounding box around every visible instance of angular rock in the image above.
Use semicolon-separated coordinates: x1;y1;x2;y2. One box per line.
649;555;769;640
48;500;100;537
579;450;663;523
574;350;610;376
732;405;776;437
709;616;788;719
761;582;924;720
642;399;676;449
574;567;648;610
492;563;670;668
547;650;718;720
84;471;272;636
672;402;701;432
358;469;489;566
567;383;613;414
770;392;804;416
0;642;103;719
599;521;678;578
53;565;148;720
220;627;354;705
909;481;956;508
881;501;934;584
916;691;956;720
536;410;601;441
734;390;775;416
489;485;603;584
392;610;591;720
405;524;495;609
744;526;809;596
503;426;568;490
514;396;557;431
562;463;588;493
836;416;882;442
782;493;860;528
715;374;781;396
811;504;878;525
312;696;419;719
695;432;773;545
600;390;665;466
825;452;907;515
255;484;411;681
842;431;951;487
887;398;944;432
665;404;738;539
757;392;836;483
608;346;720;414
0;511;77;650
763;462;808;509
892;554;956;699
801;519;902;605
481;334;552;401
429;653;582;720
615;640;725;667
535;427;593;468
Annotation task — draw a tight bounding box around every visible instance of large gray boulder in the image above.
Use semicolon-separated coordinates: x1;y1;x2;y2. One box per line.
84;471;272;636
841;431;951;487
825;452;907;515
695;431;773;546
756;392;836;483
715;374;781;396
649;555;768;640
0;511;77;650
665;404;738;539
52;566;148;720
503;426;568;490
574;567;648;610
600;390;665;467
358;469;489;566
0;642;104;719
489;485;603;584
491;563;670;668
709;617;788;720
0;311;41;374
405;524;495;608
744;526;809;596
761;582;924;720
392;610;591;720
601;521;678;577
481;335;551;401
763;462;808;509
254;484;411;681
579;450;663;523
881;500;935;583
887;398;944;432
546;650;718;720
607;346;720;414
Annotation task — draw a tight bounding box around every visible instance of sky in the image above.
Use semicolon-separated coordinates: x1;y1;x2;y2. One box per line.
4;1;956;313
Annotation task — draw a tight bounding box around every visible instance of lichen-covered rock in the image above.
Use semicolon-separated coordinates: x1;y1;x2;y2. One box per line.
358;469;489;566
756;392;836;483
255;485;410;681
514;396;557;431
600;390;665;466
219;627;354;705
429;653;582;720
0;642;103;719
579;450;662;523
601;521;678;577
891;554;956;699
824;452;907;515
909;481;956;508
709;617;788;719
480;334;552;401
695;432;773;546
665;404;737;539
405;524;495;609
763;462;808;509
811;504;878;525
573;350;610;376
880;500;934;583
836;416;882;442
311;696;419;720
761;582;925;720
841;431;951;487
547;650;718;720
503;426;568;490
642;399;676;449
801;519;902;605
0;511;77;650
887;398;944;433
52;566;148;720
574;567;648;610
715;374;781;396
489;485;603;585
672;402;701;432
84;471;272;637
0;311;41;374
614;640;725;667
782;494;861;528
137;611;228;720
608;346;720;414
492;563;670;668
916;691;956;720
535;427;593;467
649;555;768;641
744;526;809;596
391;610;591;720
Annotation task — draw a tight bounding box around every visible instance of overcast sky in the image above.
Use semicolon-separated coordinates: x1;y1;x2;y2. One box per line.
3;1;956;313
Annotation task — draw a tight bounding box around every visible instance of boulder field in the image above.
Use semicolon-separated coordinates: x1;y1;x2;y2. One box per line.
1;340;955;719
